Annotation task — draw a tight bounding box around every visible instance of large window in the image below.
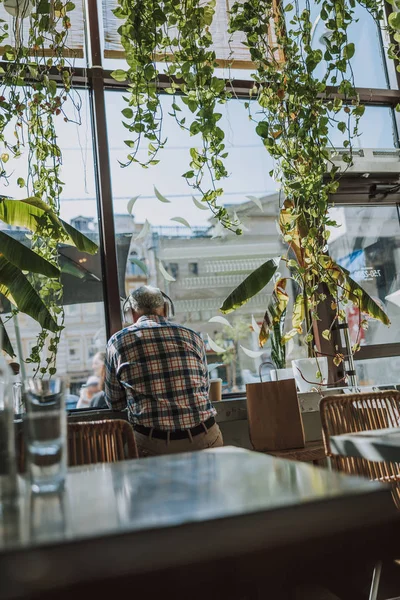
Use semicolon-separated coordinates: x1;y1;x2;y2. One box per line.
1;0;399;398
106;92;314;393
1;91;106;401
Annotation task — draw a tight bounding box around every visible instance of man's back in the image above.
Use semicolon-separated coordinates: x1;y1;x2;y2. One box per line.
105;315;215;430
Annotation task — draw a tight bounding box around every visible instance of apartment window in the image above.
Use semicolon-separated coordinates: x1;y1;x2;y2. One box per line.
168;263;179;279
68;339;82;363
189;263;199;276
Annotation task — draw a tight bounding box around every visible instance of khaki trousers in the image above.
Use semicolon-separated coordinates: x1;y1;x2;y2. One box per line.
135;422;223;458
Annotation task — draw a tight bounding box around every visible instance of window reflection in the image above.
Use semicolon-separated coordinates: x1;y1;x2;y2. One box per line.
329;205;400;347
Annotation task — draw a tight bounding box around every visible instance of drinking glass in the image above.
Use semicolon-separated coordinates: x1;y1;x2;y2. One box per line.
24;378;67;494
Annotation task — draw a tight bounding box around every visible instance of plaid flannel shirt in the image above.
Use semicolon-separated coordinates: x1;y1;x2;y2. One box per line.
105;315;215;430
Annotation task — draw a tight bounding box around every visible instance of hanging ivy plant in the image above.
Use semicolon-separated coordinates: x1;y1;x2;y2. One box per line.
112;0;239;230
115;0;391;366
0;0;93;375
223;0;389;364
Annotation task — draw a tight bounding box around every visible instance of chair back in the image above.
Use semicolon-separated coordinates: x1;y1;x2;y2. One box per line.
68;419;138;466
320;390;400;481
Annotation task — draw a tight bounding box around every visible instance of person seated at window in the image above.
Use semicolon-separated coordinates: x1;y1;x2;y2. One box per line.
105;285;223;457
90;351;107;409
76;375;101;409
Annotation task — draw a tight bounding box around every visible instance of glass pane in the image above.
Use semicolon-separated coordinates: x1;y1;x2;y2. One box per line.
105;92;307;394
355;357;400;387
328;106;397;149
0;91;106;409
287;0;389;89
328;205;400;347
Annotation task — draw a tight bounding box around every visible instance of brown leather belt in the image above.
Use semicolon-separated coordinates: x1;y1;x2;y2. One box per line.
133;416;215;440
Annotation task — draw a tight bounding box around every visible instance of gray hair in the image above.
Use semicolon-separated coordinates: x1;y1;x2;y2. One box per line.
128;286;164;314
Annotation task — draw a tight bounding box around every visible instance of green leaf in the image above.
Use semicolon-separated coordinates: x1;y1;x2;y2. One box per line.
0;231;59;277
353;105;365;117
47;79;57;97
127;196;139;215
337;121;347;133
60;220;98;255
0;197;59;233
0;198;97;255
220;257;280;313
154;186;171;203
255;122;269;139
389;11;400;30
0;257;58;332
17;178;25;188
111;69;127;82
159;260;175;282
60;259;85;279
343;43;355;60
0;318;15;358
171;216;191;228
343;272;390;326
192;196;209;211
129;258;148;276
122;107;133;119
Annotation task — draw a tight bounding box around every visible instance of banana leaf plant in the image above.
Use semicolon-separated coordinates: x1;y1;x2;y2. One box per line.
220;200;390;367
0;196;98;357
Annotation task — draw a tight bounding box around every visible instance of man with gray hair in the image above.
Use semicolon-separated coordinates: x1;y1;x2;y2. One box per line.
105;285;223;457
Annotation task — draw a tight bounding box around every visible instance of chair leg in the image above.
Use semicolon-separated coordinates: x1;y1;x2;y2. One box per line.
369;561;383;600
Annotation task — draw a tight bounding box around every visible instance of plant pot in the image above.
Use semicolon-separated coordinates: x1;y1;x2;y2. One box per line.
270;367;294;382
292;357;329;393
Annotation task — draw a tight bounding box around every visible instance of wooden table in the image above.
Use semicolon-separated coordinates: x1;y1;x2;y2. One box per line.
0;446;398;600
265;439;326;465
330;427;400;463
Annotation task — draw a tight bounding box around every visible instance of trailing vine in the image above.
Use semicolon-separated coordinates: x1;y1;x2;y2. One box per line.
226;0;389;364
113;0;239;230
0;0;80;375
113;0;392;368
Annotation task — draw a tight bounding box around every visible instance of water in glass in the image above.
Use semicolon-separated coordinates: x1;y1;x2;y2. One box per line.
24;379;66;494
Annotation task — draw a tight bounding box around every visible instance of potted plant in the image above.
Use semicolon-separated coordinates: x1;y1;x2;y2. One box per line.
0;195;97;372
268;311;294;382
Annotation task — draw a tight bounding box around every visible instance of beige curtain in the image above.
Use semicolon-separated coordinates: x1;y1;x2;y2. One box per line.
0;1;85;58
103;0;284;69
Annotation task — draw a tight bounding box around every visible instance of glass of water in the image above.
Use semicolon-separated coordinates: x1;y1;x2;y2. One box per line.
24;378;67;494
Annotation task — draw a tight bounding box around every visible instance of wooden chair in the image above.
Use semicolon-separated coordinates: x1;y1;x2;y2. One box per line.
17;419;139;472
320;391;400;600
320;390;400;501
68;419;139;466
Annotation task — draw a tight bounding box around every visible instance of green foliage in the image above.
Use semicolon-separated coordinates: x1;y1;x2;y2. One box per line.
386;0;400;78
271;320;286;370
113;0;239;230
220;258;280;313
225;0;389;352
114;0;390;356
0;230;60;278
0;197;97;359
0;1;94;372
